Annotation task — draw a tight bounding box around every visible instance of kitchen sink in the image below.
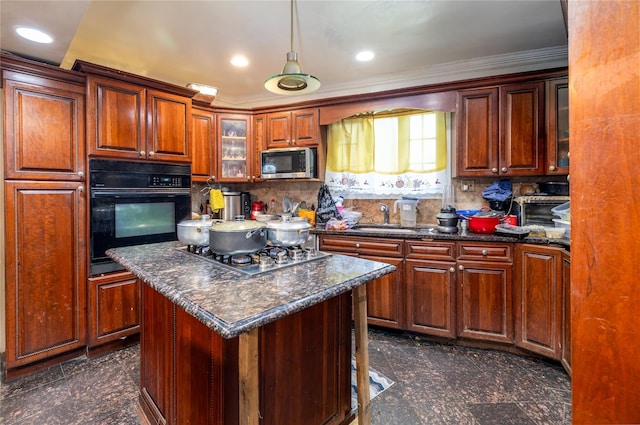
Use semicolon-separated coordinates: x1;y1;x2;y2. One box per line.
353;226;419;234
351;224;437;234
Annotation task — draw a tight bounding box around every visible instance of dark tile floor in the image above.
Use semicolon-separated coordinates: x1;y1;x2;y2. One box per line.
1;329;571;424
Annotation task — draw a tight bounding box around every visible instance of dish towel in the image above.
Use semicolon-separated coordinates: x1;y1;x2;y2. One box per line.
209;189;225;213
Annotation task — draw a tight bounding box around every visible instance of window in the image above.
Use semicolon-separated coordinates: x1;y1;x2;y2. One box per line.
325;110;450;198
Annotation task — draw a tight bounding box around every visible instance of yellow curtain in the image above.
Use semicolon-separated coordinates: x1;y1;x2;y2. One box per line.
326;114;374;172
327;110;446;174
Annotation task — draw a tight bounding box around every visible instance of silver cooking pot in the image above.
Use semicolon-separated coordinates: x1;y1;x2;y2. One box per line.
208;216;267;255
177;215;216;246
266;216;311;247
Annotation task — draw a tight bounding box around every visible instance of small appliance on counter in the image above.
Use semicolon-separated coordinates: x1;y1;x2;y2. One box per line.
394;197;418;227
436;184;459;233
212;191;253;220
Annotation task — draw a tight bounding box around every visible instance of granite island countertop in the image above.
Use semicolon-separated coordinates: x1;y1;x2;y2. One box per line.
107;241;396;339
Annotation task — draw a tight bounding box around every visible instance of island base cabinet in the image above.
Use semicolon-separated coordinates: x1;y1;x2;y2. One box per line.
139;285;352;425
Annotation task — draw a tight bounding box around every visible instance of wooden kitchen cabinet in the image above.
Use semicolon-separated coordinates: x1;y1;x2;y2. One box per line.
405;241;457;338
190;106;216;182
266;108;319;149
252;113;266;182
561;249;571;375
140;284;352;425
457;242;514;343
87;270;140;349
319;235;405;329
4;181;87;377
514;244;563;359
217;113;255;182
546;78;569;175
2;71;86;181
456;87;499;176
84;75;192;163
456;82;544;176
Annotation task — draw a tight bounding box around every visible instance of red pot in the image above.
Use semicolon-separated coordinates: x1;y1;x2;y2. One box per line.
467;215;502;234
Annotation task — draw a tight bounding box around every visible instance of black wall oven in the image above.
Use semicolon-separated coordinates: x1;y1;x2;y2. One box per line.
89;159;191;275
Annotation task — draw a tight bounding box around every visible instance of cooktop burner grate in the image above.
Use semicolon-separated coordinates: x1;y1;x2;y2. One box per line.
176;245;330;277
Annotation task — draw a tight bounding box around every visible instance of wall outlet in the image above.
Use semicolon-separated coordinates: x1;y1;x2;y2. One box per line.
461;180;475;192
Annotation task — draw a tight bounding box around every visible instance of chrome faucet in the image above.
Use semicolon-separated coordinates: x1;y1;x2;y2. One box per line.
379;203;389;224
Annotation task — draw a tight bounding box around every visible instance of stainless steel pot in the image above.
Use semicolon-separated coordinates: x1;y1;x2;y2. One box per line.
266;216;311;247
208;216;267;255
177;215;215;246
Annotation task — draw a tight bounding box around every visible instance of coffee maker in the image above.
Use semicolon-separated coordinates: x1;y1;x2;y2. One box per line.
436;184;459;233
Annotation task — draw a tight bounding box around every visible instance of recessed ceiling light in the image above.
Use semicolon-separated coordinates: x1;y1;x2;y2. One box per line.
356;51;375;62
16;27;53;44
231;55;249;67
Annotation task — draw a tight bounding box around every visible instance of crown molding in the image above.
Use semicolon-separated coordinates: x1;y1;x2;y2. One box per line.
217;45;568;109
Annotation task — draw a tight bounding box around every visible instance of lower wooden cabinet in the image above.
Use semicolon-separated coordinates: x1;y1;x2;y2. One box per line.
4;181;87;376
514;244;563;359
88;270;140;348
405;259;457;338
319;235;405;329
457;260;513;343
405;241;457;338
561;250;571;375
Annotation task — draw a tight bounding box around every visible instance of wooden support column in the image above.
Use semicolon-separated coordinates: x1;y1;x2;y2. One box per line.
238;327;259;425
352;284;371;425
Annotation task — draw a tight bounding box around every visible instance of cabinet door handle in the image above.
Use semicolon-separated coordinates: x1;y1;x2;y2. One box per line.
458;265;464;271
482;249;488;256
140;150;145;156
549;165;556;171
449;267;455;273
78;186;85;192
355;243;361;248
77;171;84;178
491;168;498;173
501;167;508;173
148;151;155;156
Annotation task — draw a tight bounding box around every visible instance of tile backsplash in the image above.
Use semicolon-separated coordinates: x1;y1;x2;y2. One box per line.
192;179;549;225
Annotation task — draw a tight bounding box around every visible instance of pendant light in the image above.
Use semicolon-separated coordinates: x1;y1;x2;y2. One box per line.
264;0;320;95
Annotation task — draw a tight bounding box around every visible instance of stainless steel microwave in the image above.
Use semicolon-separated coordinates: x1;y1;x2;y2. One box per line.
260;147;317;179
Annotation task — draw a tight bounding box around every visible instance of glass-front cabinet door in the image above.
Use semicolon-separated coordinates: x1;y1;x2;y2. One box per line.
546;78;569;175
217;114;252;182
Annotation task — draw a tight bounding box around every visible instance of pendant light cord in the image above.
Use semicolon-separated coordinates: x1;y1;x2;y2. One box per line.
290;0;294;52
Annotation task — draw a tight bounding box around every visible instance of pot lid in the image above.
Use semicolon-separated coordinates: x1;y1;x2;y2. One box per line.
266;217;311;230
211;216;266;232
178;215;215;227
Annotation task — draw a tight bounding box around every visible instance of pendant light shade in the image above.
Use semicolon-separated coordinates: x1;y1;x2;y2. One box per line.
265;0;320;95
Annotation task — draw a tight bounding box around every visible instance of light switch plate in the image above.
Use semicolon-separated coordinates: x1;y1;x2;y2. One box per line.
461;180;475;192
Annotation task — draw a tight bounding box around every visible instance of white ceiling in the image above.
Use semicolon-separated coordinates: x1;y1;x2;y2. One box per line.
0;0;568;108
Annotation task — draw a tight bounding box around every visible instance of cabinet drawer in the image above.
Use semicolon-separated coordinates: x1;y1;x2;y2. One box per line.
319;235;404;257
406;241;456;261
457;242;512;262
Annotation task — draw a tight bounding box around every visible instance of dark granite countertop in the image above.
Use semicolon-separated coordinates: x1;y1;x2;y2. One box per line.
313;226;570;249
107;241;396;339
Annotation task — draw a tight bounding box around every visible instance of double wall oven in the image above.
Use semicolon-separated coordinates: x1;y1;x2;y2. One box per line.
89;159;191;275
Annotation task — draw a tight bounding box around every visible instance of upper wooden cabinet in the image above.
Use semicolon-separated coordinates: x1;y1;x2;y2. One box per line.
546;78;569;175
3;72;86;181
266;108;319;149
85;75;192;163
457;82;545;176
216;113;254;182
190;106;216;182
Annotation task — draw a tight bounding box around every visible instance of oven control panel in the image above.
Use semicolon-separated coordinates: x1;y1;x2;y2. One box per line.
149;175;184;187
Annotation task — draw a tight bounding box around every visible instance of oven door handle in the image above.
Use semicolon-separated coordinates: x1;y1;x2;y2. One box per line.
91;188;191;198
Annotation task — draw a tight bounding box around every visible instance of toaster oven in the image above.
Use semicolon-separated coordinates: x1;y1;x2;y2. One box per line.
514;196;570;227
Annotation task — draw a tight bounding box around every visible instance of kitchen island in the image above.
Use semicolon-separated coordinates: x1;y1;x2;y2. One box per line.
107;241;396;425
